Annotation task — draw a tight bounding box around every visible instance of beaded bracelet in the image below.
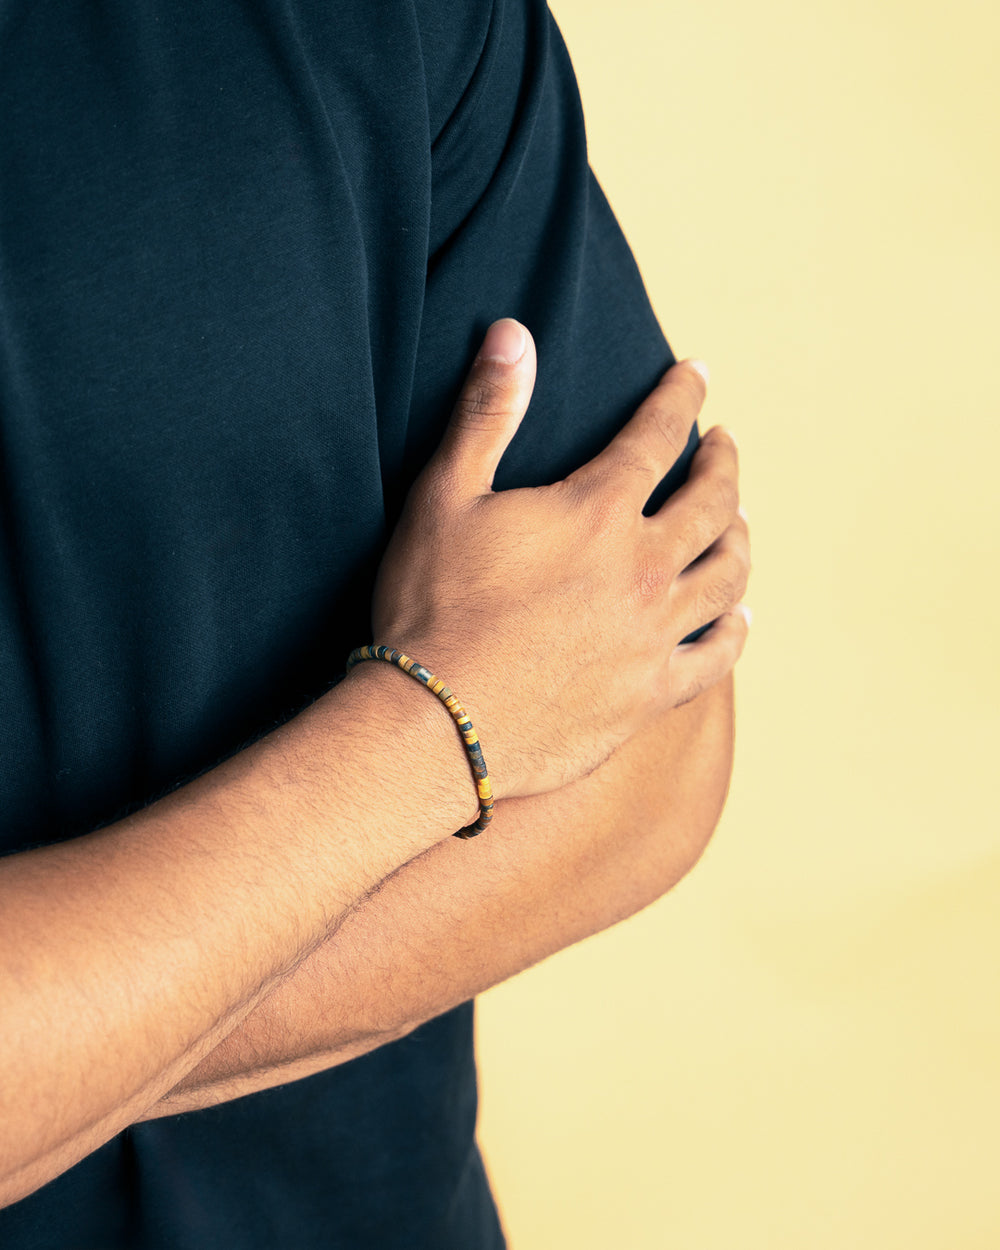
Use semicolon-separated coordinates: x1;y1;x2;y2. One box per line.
344;644;494;839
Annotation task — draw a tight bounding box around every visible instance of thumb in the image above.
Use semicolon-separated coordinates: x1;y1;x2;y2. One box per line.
431;319;537;496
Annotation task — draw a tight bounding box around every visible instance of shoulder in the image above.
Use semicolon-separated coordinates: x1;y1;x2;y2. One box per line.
411;0;498;143
412;0;559;147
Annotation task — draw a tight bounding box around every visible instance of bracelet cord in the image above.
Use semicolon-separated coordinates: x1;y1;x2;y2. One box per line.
344;645;494;839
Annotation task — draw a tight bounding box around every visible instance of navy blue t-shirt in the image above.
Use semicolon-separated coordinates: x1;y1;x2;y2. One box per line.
0;1;698;1245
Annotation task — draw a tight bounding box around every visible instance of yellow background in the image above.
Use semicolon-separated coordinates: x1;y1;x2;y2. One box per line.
476;2;1000;1246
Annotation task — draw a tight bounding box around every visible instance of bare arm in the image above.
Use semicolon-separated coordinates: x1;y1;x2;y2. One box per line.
0;661;477;1209
1;328;749;1207
144;667;736;1117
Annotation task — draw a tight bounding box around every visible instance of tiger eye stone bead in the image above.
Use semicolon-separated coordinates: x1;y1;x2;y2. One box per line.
346;645;494;838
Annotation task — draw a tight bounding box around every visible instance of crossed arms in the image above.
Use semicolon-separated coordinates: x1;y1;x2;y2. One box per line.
0;339;749;1208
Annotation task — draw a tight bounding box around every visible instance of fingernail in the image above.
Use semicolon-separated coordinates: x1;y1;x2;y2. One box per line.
737;505;748;522
736;603;753;627
478;319;526;364
687;359;710;384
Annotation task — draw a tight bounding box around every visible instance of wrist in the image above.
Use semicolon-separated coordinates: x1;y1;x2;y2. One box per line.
332;659;481;839
366;633;518;804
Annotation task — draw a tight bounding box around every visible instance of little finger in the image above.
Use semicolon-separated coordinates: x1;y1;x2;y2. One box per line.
666;604;751;708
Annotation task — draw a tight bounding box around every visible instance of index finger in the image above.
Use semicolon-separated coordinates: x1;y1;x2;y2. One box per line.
564;360;710;504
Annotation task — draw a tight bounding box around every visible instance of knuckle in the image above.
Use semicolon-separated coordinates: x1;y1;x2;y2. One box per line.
685;496;724;554
673;485;735;565
735;536;752;583
650;403;692;457
611;448;655;485
733;559;751;602
700;567;741;615
456;371;511;428
593;483;635;532
573;468;634;532
631;556;669;604
729;524;751;576
714;473;739;518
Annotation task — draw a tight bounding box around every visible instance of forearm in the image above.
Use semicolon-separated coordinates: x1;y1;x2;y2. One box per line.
0;662;475;1208
146;672;735;1117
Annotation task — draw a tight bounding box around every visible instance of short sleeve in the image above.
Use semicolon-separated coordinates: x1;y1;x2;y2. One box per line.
405;0;705;637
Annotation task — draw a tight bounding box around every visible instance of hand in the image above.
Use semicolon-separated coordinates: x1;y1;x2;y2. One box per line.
367;318;750;801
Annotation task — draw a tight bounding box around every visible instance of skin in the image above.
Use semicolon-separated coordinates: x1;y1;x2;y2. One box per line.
0;320;750;1208
142;670;735;1117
